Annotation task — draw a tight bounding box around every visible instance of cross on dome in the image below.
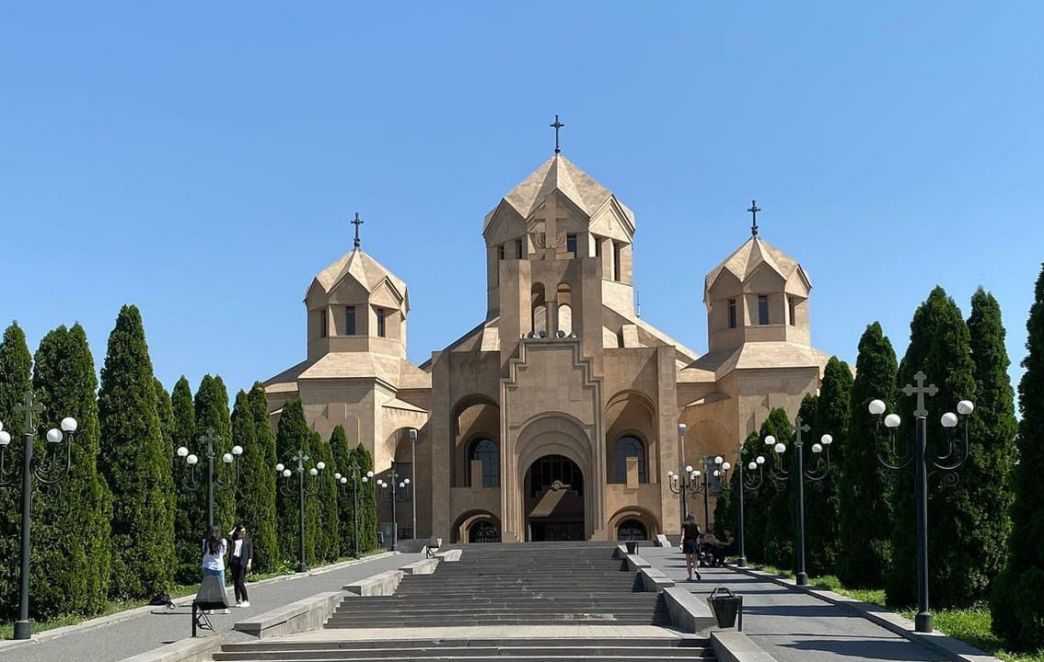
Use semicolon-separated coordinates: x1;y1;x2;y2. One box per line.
748;200;761;237
351;212;364;249
550;114;565;154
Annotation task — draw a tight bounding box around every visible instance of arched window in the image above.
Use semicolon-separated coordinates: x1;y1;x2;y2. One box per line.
469;438;500;487
531;284;547;336
557;284;573;336
468;518;501;543
614;436;647;483
617;518;648;541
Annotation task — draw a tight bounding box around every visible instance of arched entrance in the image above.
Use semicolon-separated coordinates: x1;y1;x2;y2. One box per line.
524;454;585;541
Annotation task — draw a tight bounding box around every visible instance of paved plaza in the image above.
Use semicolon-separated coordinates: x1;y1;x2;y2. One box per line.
641;546;947;661
0;552;419;662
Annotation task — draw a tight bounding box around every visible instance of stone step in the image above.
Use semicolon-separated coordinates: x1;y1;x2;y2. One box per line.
325;617;672;628
217;655;710;661
220;638;709;652
213;647;712;661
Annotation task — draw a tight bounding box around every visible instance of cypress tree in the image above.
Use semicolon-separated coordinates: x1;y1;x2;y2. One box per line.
313;434;340;561
838;322;897;588
991;264;1044;650
712;468;736;539
275;399;313;564
171;376;202;584
247;383;278;573
736;430;767;562
98;305;175;599
964;290;1018;591
29;325;113;618
0;322;32;617
153;377;177;566
759;407;794;569
887;287;976;607
194;375;235;530
230;390;255;530
807;358;852;577
353;443;379;551
330;425;358;556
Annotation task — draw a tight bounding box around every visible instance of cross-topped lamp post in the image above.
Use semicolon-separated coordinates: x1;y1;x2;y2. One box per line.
0;389;78;640
175;427;242;529
868;370;973;633
277;450;325;572
334;461;368;558
377;468;410;551
764;414;834;586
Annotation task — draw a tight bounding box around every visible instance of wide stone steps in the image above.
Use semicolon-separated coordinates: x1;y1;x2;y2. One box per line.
213;638;714;661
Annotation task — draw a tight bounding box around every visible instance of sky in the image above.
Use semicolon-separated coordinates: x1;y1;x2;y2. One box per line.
1;2;1042;405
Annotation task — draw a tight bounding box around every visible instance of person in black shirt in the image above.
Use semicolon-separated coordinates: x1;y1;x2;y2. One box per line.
681;514;702;581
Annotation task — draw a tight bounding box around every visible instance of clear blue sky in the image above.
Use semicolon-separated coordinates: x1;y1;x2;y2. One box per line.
2;2;1042;403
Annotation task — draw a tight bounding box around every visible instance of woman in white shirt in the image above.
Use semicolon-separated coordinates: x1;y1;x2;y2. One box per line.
201;525;228;586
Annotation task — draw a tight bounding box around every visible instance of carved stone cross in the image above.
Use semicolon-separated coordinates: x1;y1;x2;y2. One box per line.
534;194;568;260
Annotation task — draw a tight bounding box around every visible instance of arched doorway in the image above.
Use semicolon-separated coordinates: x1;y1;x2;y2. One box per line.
468;518;502;543
524;454;585;541
616;518;648;541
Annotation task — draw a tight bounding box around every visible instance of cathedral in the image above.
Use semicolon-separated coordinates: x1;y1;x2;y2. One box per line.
265;146;831;544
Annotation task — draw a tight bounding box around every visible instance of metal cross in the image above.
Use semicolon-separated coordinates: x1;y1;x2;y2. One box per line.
748;200;761;237
902;371;939;418
794;414;811;446
14;389;45;431
550;114;565;154
351;212;364;249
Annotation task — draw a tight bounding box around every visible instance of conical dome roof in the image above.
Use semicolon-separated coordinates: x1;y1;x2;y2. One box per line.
312;248;408;310
704;236;809;302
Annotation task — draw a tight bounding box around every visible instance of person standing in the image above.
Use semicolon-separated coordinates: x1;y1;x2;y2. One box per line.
681;514;702;581
228;524;253;608
201;525;229;613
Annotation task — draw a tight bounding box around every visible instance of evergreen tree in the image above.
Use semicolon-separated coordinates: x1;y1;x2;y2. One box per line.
965;290;1018;587
170;376;203;584
29;324;113;618
353;443;379;551
736;430;767;562
806;358;852;577
247;383;278;573
153;377;177;565
313;433;339;561
838;322;897;588
194;375;235;530
98;305;174;599
274;400;317;564
992;264;1044;650
0;322;32;617
712;468;736;539
760;408;794;569
330;425;358;556
887;287;977;607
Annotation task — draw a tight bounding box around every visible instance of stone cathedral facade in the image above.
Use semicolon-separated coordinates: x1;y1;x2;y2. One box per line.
265;151;831;544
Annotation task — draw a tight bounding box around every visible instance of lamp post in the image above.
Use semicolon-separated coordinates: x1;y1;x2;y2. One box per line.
334;461;367;558
0;389;78;640
733;450;768;568
408;428;418;540
277;450;324;572
176;427;242;529
378;468;410;551
667;423;698;524
763;414;833;586
697;455;731;533
868;370;973;633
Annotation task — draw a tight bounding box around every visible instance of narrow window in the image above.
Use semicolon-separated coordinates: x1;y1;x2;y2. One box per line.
728;299;737;329
516;239;524;258
566;233;577;257
614;436;647;483
376;308;386;337
594;238;602;258
346;306;356;335
498;244;505;260
320;310;328;338
758;295;769;325
613;242;622;281
788;296;797;326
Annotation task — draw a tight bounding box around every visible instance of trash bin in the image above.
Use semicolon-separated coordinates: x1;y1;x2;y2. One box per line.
707;587;743;629
625;540;639;555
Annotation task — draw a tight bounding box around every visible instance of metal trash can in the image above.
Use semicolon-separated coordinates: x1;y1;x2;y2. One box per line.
707;587;743;630
625;540;639;555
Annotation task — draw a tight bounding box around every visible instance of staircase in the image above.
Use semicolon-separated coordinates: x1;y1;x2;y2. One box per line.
212;542;716;661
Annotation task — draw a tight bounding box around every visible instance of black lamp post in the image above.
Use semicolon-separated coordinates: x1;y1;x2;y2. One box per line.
0;389;78;640
176;427;242;529
869;370;973;633
764;414;834;587
696;455;731;533
334;461;366;558
378;468;410;551
277;450;324;572
408;428;418;541
732;448;768;568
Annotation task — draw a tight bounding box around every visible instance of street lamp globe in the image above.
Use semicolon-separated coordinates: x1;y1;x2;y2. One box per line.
399;482;405;488
232;445;243;456
685;465;693;474
821;434;833;445
366;470;374;478
756;455;765;465
362;476;369;483
667;470;675;478
222;453;233;464
811;443;823;454
276;463;285;472
764;435;775;446
316;461;326;471
748;461;757;471
714;456;723;465
177;446;189;458
404;478;410;484
940;412;959;428
957;400;974;416
335;472;342;480
309;468;318;476
60;417;78;433
722;462;731;471
773;442;786;454
187;454;199;466
0;431;10;447
45;429;62;444
282;469;292;478
868;399;887;416
884;414;901;429
693;470;701;478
